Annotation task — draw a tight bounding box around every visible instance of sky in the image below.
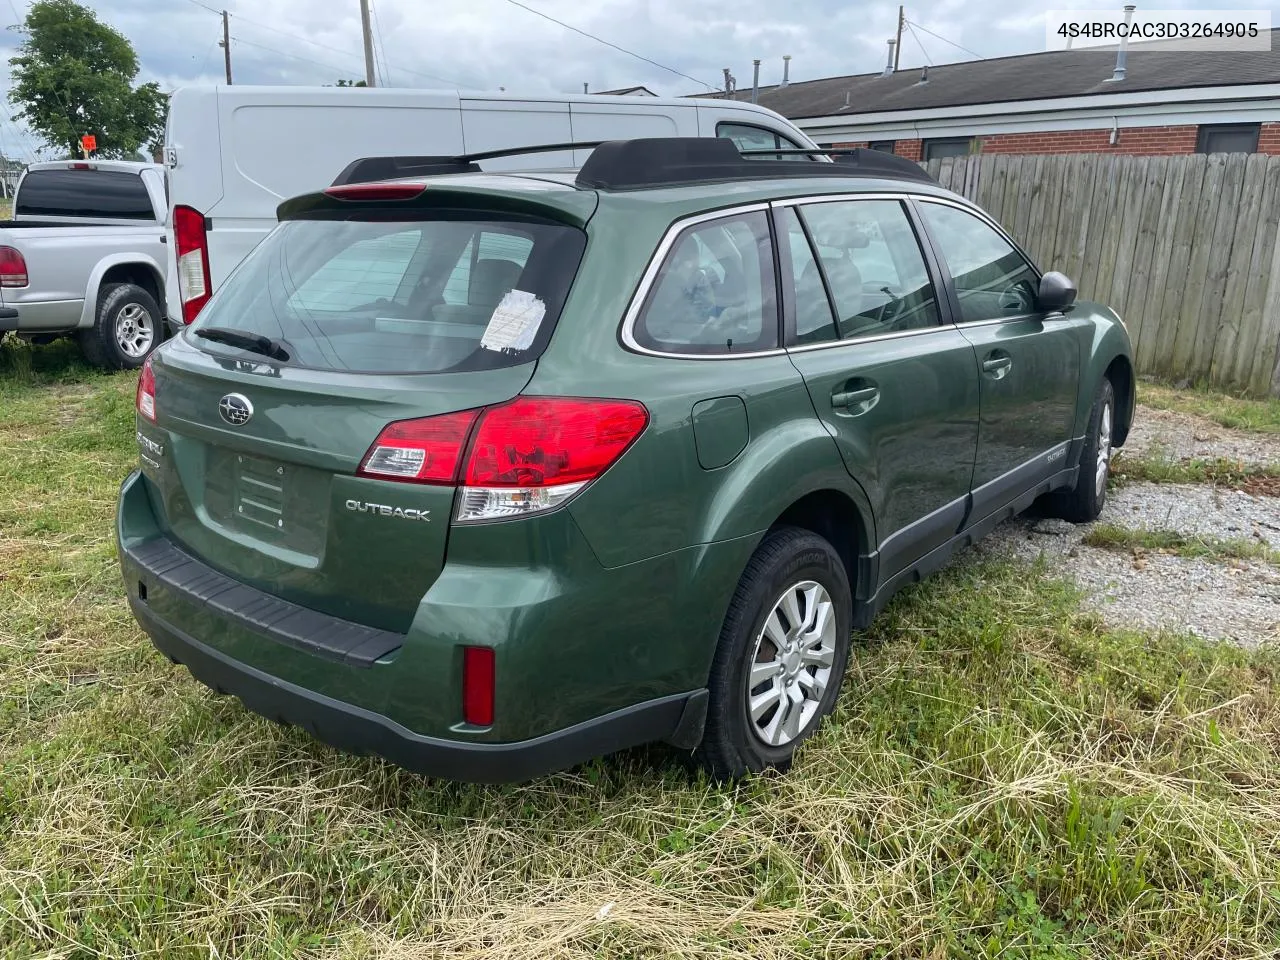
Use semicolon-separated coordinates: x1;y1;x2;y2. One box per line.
0;0;1275;159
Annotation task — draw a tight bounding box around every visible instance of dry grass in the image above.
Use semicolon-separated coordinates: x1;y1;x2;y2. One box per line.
2;339;1279;957
1138;379;1280;435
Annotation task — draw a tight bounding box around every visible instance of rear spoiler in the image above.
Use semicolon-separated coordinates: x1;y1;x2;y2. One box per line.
332;138;939;192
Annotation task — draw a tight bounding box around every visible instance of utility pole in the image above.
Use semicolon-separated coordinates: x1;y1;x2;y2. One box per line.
219;10;232;85
359;0;377;87
893;5;904;72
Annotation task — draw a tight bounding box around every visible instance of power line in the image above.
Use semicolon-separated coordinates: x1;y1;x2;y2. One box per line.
370;0;390;86
183;0;462;86
499;0;714;90
229;35;355;79
904;19;982;60
905;22;933;65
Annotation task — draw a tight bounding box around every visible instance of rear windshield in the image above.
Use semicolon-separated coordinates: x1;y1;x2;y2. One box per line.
189;215;586;374
16;169;154;219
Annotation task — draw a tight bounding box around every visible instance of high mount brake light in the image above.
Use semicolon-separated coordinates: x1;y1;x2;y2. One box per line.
323;183;426;201
356;397;649;522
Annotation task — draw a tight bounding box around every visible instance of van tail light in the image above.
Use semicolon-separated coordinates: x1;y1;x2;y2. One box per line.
136;355;156;422
0;245;28;287
173;204;211;324
462;646;495;726
356;397;649;522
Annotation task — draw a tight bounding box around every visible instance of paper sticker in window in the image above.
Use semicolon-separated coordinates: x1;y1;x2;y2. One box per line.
480;289;546;352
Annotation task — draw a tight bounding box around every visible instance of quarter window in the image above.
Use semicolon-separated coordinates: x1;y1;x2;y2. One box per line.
918;202;1039;323
632;210;778;355
796;199;940;340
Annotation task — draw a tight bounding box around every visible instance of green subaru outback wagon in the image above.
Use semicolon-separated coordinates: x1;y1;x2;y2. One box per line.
118;138;1134;782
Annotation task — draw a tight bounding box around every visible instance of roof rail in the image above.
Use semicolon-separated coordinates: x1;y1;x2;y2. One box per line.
331;137;938;191
332;142;604;186
576;138;937;189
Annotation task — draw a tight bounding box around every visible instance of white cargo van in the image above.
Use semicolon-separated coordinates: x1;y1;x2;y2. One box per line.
162;85;820;330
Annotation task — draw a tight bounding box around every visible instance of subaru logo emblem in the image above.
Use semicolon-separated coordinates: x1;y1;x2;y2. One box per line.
218;393;253;426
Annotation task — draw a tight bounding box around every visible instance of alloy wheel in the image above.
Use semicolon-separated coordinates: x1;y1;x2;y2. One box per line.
115;303;155;359
745;579;836;747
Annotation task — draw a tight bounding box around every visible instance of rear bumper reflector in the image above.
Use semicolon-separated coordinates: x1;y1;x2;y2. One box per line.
127;597;705;784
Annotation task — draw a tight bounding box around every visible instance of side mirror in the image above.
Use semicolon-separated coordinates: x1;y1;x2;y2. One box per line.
1037;271;1077;312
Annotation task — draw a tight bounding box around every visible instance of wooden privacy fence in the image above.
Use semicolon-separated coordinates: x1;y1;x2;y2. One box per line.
921;152;1280;397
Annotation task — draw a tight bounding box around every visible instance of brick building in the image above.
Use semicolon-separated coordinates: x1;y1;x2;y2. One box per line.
705;31;1280;160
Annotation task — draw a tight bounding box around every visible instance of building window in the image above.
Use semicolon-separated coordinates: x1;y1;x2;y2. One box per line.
923;138;973;161
869;140;896;153
1196;123;1260;155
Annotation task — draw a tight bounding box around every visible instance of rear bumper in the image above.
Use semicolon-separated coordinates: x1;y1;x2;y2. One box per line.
0;307;17;332
129;595;703;783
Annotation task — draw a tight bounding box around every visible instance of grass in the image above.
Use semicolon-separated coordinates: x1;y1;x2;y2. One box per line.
1139;379;1280;434
1110;450;1280;496
2;340;1280;957
1082;522;1280;565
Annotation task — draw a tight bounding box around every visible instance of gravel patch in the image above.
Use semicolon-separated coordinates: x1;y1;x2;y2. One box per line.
1124;404;1280;466
1105;482;1280;550
975;482;1280;647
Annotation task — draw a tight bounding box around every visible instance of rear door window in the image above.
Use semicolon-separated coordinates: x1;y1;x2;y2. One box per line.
15;169;154;219
190;216;585;374
797;199;941;340
631;210;778;355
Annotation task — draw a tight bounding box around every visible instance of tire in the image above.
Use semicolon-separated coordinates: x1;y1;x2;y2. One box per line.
694;525;853;780
78;282;163;370
1044;377;1115;523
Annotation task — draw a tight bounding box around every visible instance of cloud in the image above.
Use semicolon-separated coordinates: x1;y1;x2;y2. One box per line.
0;0;1258;158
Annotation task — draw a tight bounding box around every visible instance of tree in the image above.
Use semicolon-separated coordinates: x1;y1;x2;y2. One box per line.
334;79;368;87
8;0;166;159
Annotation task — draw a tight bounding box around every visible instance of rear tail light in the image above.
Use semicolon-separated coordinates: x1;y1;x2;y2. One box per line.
0;245;28;287
136;356;156;422
357;409;480;483
356;396;649;522
173;204;211;324
462;646;495;726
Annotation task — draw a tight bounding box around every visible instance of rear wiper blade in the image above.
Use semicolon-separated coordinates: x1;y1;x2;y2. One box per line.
194;327;290;361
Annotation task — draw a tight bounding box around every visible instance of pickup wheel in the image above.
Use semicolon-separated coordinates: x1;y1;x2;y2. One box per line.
1044;377;1115;523
694;526;852;780
79;282;163;370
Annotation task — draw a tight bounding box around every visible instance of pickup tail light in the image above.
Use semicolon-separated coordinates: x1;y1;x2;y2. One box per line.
357;397;649;522
0;245;28;287
136;355;156;422
173;204;211;324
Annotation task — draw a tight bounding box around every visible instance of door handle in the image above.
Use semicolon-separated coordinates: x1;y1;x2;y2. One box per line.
832;386;879;408
982;356;1012;376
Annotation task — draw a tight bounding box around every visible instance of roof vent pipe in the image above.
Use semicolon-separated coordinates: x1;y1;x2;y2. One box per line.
583;82;588;94
782;54;791;87
723;67;736;95
919;65;929;84
752;58;761;103
883;39;896;76
1111;4;1137;81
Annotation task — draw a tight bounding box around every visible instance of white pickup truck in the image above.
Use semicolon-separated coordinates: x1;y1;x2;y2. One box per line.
0;160;168;369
